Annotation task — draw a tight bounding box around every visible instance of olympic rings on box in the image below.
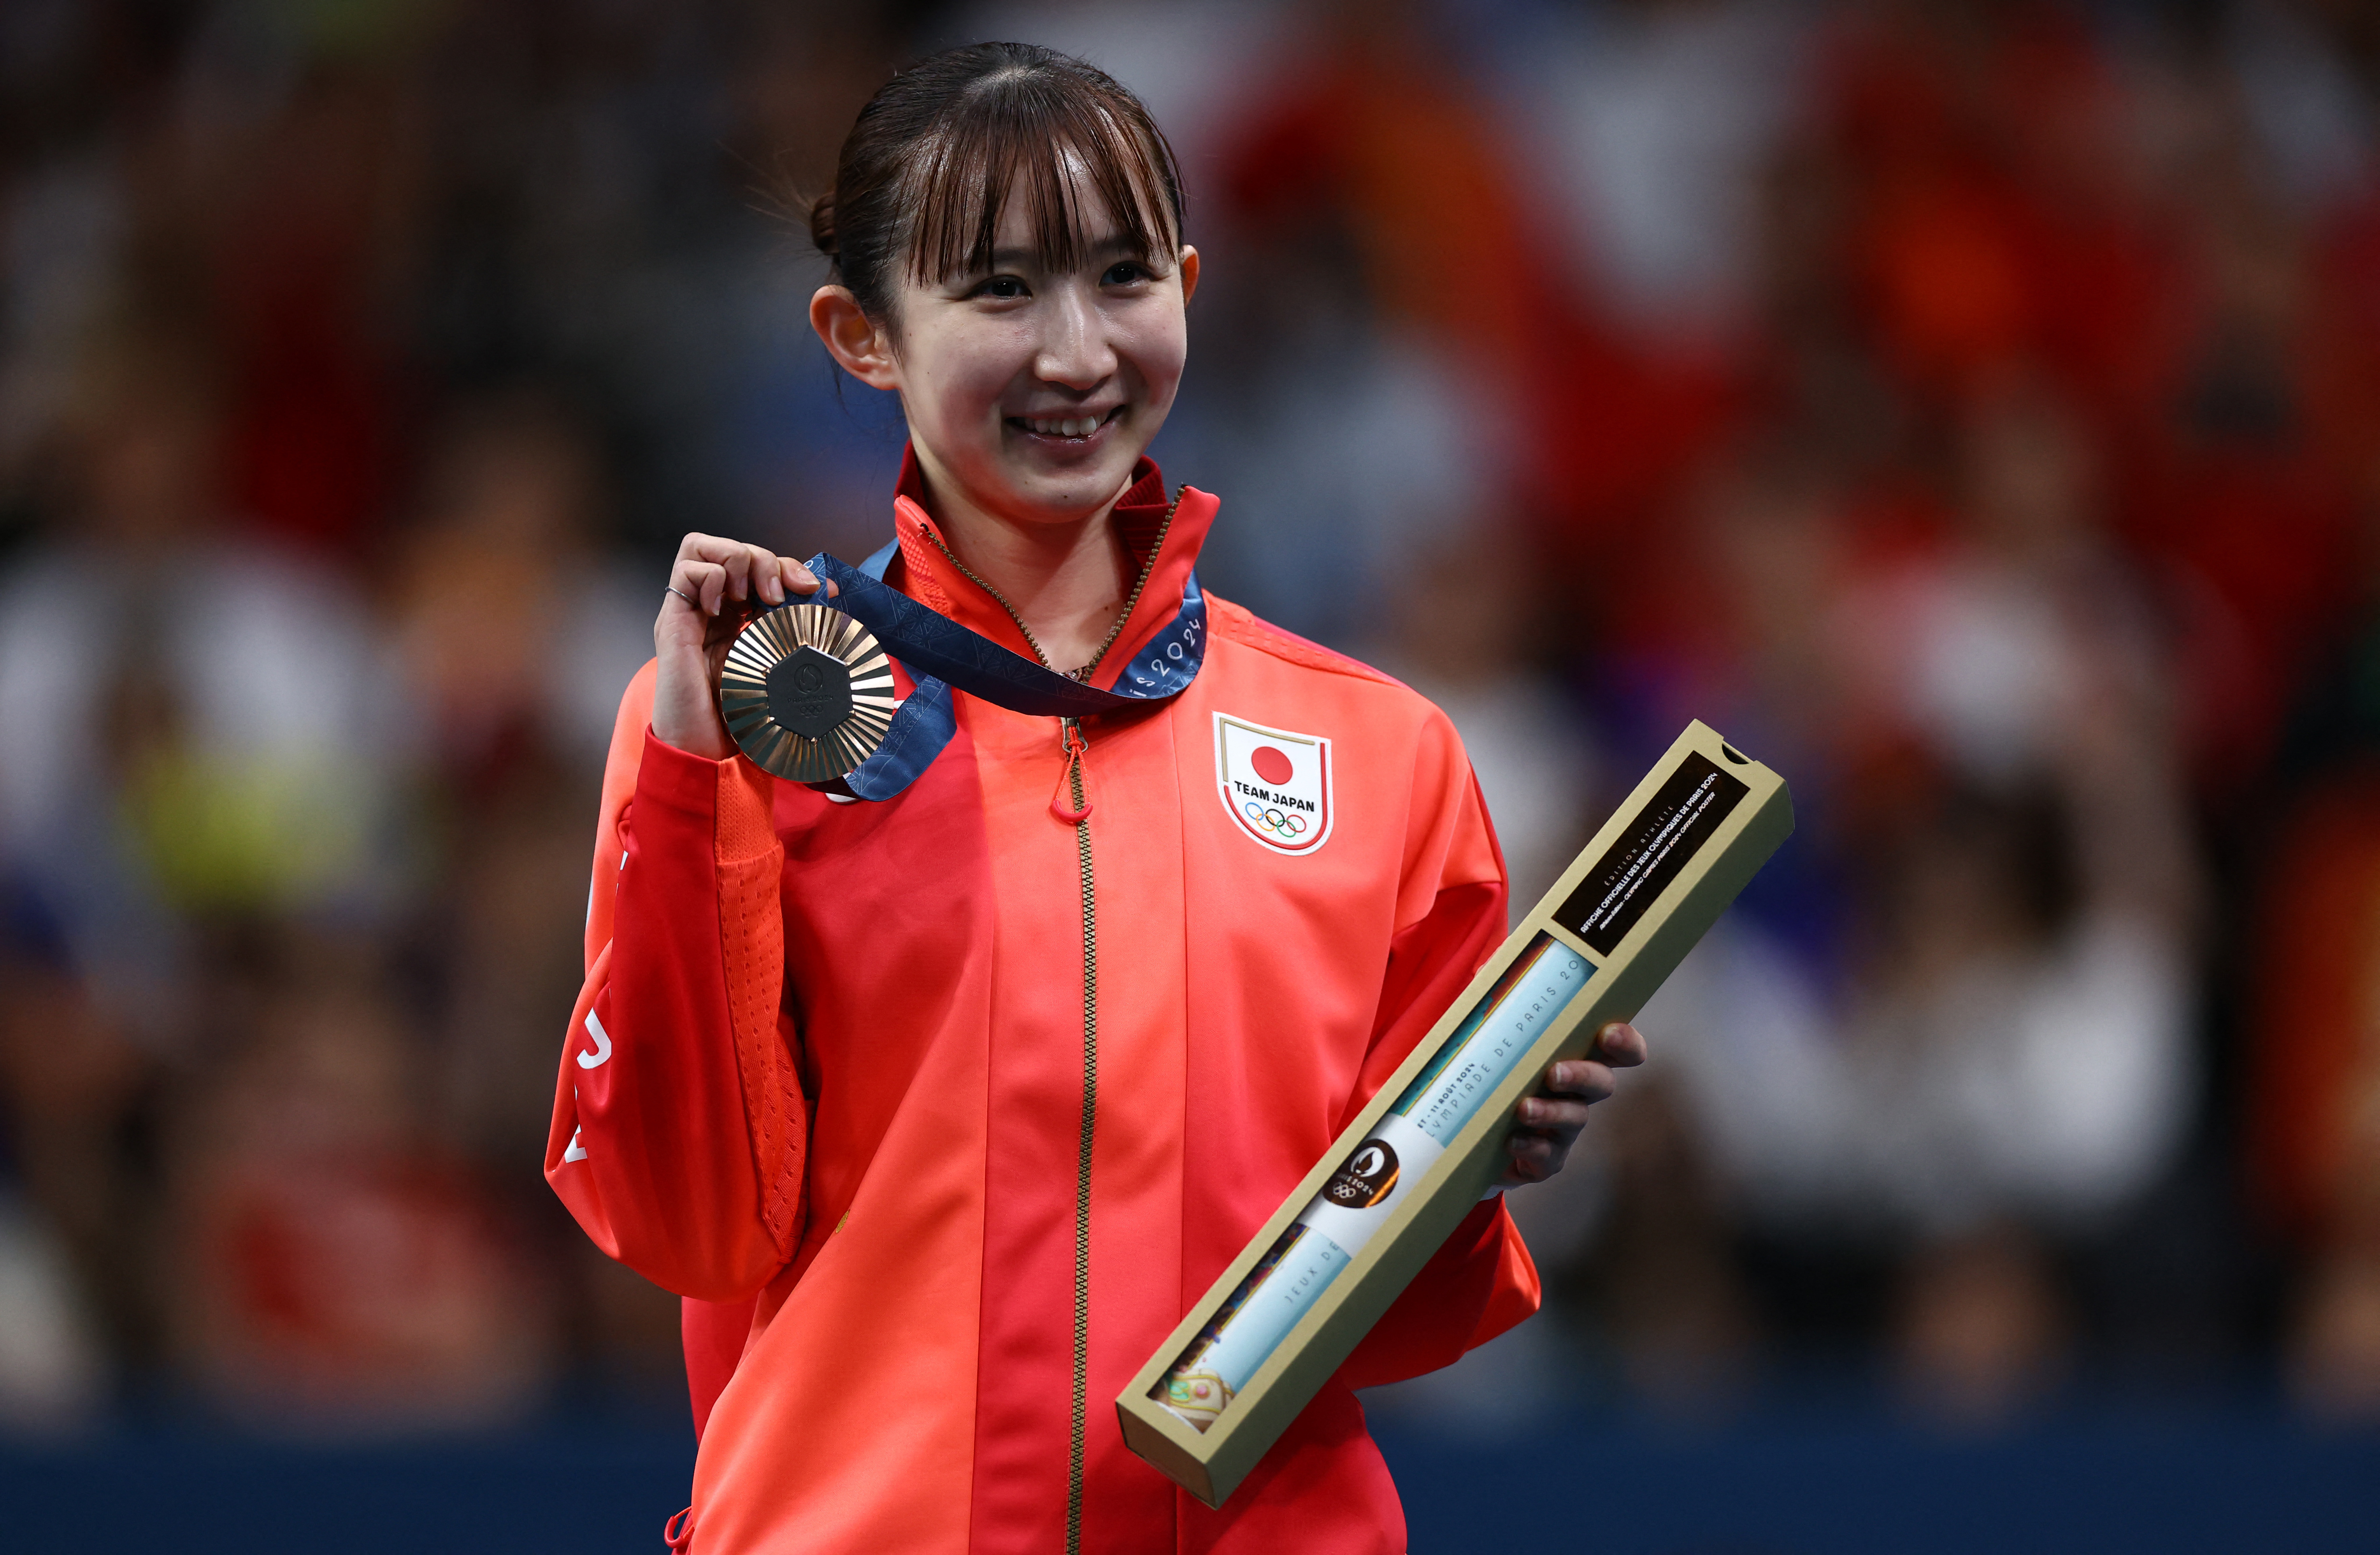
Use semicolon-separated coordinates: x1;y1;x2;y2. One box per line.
1241;800;1309;838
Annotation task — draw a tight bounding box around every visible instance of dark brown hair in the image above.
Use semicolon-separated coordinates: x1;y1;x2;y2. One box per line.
809;42;1186;321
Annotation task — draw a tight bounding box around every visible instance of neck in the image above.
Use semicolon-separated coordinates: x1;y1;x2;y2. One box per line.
914;461;1136;674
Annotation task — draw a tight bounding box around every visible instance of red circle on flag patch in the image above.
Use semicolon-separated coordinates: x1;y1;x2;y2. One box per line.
1250;746;1294;786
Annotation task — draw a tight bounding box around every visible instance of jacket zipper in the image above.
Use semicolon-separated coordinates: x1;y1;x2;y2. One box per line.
916;493;1181;1555
1060;713;1098;1555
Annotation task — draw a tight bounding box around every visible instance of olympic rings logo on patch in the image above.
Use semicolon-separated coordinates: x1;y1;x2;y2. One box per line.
1242;800;1309;838
1215;711;1334;856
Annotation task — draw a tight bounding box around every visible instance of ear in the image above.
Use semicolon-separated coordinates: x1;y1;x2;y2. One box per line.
810;285;900;391
1178;246;1200;305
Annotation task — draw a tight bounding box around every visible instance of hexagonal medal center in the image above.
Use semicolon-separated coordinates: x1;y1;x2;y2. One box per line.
765;644;852;738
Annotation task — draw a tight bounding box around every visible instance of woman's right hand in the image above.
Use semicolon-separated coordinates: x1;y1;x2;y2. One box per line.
651;533;833;758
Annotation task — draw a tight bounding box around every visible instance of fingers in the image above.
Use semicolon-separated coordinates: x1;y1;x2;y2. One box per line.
1533;1060;1616;1107
1507;1083;1591;1174
670;559;728;617
1594;1021;1648;1068
1522;1024;1647;1116
1497;1024;1651;1187
1504;1132;1566;1183
775;554;831;601
674;533;770;607
670;534;825;614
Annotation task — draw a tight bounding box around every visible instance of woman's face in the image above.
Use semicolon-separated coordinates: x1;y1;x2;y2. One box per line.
815;170;1197;531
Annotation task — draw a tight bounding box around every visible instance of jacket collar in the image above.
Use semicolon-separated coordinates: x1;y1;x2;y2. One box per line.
885;443;1218;694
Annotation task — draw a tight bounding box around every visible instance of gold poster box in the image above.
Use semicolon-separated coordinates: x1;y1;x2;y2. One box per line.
1117;721;1793;1507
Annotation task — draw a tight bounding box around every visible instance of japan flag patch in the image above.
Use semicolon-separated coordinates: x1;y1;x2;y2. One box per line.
1215;713;1334;855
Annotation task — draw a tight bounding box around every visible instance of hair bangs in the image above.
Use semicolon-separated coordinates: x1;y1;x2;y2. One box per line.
904;68;1184;288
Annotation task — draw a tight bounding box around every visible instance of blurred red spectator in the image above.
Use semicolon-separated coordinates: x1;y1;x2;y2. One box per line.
169;955;555;1429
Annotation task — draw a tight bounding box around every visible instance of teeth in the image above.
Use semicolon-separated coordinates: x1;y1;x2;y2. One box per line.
1025;412;1110;437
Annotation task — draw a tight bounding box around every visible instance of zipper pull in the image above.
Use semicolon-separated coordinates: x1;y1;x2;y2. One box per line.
1052;719;1093;823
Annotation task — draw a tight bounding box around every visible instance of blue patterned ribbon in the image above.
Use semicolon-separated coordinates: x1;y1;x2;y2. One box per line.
806;545;1207;802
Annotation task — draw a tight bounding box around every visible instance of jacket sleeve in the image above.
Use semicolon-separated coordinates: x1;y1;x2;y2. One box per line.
543;661;808;1303
1333;725;1542;1390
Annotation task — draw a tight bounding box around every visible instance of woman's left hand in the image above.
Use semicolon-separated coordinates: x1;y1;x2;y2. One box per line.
1499;1022;1647;1186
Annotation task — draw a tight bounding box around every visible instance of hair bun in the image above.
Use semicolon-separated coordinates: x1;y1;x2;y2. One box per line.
808;193;839;259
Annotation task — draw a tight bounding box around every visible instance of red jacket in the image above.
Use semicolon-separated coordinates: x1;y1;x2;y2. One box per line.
547;456;1539;1553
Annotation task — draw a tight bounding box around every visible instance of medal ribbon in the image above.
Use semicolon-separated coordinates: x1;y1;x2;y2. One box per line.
803;546;1207;801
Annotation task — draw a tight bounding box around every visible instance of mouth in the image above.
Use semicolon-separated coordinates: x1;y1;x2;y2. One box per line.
1008;405;1126;445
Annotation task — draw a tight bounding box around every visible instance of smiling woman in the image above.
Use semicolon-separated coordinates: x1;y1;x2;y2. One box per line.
545;39;1642;1555
798;46;1199;675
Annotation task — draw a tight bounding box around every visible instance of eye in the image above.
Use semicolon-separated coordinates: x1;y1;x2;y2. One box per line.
972;274;1030;300
1100;260;1154;287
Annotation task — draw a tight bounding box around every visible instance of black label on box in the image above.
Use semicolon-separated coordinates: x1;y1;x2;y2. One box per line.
1557;752;1747;954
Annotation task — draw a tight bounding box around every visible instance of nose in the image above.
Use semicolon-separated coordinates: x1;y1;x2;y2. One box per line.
1033;281;1117;391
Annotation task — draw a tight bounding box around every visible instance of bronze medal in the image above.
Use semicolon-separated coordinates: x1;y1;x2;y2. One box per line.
717;600;898;783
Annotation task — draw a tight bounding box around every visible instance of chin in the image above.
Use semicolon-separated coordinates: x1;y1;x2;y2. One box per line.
1008;478;1128;527
999;453;1143;519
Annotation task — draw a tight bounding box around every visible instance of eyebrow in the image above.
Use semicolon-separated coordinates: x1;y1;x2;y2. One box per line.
983;234;1156;270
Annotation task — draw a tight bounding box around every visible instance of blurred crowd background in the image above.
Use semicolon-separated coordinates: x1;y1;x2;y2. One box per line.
1;0;2378;1453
